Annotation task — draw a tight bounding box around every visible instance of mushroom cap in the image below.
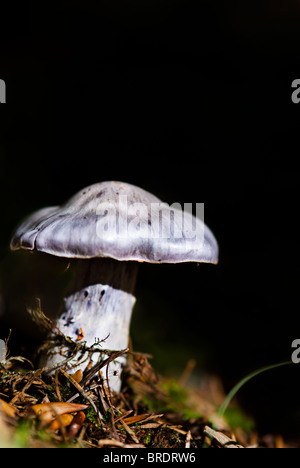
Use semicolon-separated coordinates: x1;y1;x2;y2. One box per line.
10;181;218;264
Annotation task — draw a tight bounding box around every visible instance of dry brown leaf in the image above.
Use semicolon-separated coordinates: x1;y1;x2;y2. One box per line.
122;414;150;426
72;369;83;384
138;413;164;424
0;399;18;419
67;411;86;439
49;414;74;431
140;422;161;429
32;402;88;424
121;413;164;427
114;409;133;424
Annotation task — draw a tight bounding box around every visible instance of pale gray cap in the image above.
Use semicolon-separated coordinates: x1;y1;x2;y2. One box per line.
10;181;219;264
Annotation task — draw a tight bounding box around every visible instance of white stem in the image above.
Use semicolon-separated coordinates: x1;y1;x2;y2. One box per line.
40;259;138;392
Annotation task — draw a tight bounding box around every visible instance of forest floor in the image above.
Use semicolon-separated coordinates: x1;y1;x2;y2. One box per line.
0;309;291;449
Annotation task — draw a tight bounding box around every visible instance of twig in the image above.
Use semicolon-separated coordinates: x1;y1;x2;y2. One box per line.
81;348;128;386
54;371;63;402
9;369;44;405
60;369;103;424
120;420;140;444
185;430;192;448
114;410;133;424
204;426;244;448
98;439;145;448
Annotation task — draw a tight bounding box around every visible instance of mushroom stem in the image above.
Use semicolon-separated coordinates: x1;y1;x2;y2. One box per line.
40;258;138;392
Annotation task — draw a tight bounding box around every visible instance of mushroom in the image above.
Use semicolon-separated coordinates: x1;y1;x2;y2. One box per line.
10;181;218;392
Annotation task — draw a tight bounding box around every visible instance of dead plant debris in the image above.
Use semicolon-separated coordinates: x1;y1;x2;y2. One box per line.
0;307;290;448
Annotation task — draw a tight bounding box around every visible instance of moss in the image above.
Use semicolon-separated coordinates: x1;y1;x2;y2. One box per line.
141;379;202;422
11;419;55;448
225;406;255;433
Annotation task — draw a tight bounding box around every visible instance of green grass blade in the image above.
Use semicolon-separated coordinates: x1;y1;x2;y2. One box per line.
217;361;292;421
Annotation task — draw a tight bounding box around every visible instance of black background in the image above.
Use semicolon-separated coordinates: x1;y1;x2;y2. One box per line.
1;1;300;439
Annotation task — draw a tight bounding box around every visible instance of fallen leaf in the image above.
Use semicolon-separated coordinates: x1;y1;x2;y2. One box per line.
0;399;17;419
49;414;74;431
67;411;86;439
32;402;88;424
140;422;161;429
72;369;83;384
122;414;150;426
